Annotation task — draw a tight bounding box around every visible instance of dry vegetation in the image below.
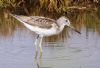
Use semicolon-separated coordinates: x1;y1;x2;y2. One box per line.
0;0;99;14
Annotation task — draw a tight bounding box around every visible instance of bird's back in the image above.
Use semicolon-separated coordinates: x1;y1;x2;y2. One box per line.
10;14;58;29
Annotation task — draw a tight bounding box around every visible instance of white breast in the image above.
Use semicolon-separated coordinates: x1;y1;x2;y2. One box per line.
23;22;59;36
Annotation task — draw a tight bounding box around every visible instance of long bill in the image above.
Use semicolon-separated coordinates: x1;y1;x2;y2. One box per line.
68;25;81;34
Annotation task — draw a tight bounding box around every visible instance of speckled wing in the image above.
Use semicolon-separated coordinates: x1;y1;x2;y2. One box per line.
11;14;58;29
25;16;57;29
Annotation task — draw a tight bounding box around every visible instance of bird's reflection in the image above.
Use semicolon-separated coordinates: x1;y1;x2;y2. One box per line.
34;52;51;68
35;50;42;60
34;50;42;68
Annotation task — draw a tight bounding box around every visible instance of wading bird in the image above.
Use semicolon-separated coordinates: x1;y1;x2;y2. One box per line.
10;14;81;55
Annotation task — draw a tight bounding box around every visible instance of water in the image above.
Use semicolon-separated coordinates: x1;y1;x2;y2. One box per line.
0;11;100;68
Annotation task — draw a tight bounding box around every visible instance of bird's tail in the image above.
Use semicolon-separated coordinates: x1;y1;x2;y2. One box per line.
9;13;24;23
9;13;18;19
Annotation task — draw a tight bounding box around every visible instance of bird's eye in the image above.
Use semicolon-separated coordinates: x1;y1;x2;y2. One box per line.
66;20;68;22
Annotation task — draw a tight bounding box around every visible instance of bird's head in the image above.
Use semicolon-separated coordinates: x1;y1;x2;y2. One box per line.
57;16;81;34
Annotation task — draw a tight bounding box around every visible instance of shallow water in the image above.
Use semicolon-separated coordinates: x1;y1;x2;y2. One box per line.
0;11;100;68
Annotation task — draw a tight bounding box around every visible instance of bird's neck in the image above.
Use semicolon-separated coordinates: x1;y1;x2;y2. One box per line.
56;20;65;32
55;24;65;34
59;24;65;31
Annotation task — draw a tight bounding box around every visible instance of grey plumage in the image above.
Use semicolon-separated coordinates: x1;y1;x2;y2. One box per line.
10;14;59;29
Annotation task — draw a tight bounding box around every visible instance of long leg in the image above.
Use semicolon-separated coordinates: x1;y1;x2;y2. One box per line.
38;35;43;58
34;35;39;59
34;35;39;52
38;35;43;53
